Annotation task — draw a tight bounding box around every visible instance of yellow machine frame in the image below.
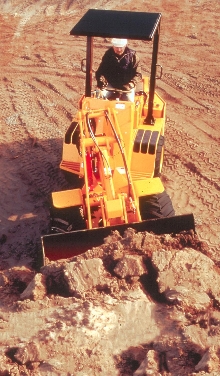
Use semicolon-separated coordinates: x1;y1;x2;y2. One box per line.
40;10;195;265
54;78;166;230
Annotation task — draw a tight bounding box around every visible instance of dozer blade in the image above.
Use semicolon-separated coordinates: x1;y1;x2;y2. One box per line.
40;214;195;266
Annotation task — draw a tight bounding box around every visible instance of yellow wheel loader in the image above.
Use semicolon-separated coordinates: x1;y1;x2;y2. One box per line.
41;10;195;265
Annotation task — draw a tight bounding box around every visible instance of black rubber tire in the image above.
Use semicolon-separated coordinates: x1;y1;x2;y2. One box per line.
63;170;84;189
139;190;175;220
154;135;164;177
50;204;86;234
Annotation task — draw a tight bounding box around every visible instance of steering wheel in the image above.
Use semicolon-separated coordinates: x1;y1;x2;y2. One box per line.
94;86;132;100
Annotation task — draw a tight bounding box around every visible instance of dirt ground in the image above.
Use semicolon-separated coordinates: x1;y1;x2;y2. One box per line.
0;0;219;374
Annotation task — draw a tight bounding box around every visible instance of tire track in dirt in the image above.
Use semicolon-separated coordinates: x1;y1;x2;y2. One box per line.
1;17;82;199
0;78;18;142
162;117;219;252
158;72;219;251
2;79;72;192
0;60;76;254
161;73;220;124
163;72;220;101
163;72;219;118
0;3;219;266
165;121;219;187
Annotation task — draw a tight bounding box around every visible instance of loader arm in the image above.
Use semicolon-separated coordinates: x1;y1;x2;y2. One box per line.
80;108;141;228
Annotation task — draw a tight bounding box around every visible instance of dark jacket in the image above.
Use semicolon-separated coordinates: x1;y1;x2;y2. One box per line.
96;46;142;90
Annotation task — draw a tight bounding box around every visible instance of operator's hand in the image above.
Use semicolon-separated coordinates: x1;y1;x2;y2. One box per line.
97;82;106;90
122;82;135;91
97;76;108;90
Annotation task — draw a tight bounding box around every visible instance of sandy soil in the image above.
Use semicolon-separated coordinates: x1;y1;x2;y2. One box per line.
0;0;219;269
0;0;219;374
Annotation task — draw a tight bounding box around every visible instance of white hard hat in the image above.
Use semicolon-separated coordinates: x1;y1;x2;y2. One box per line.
111;38;127;48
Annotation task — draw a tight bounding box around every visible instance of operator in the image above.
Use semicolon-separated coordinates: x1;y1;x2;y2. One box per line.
96;38;142;102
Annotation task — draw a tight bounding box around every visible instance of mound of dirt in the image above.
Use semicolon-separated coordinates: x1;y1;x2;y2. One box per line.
1;229;220;375
0;0;219;374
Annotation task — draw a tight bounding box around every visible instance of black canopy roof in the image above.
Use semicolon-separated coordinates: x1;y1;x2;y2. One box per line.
70;9;161;41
